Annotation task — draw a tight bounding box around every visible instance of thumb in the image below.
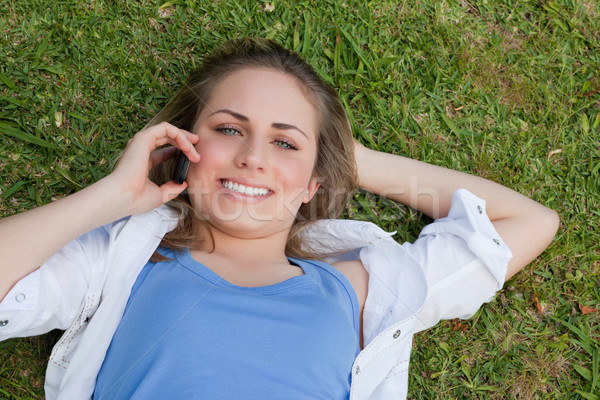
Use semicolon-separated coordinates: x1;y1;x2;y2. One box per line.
160;181;188;204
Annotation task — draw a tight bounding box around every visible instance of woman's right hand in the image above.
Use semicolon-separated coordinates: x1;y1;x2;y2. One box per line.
108;122;201;216
0;122;201;299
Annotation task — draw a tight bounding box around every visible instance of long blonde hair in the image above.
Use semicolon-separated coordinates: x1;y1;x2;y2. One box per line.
147;37;357;260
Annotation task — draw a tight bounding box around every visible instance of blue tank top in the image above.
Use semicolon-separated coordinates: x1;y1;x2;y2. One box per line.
93;248;360;399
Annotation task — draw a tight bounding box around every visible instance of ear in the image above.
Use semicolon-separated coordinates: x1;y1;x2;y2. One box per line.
302;176;321;204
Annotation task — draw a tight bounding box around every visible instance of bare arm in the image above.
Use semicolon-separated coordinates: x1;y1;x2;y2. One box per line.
0;122;200;300
354;142;559;280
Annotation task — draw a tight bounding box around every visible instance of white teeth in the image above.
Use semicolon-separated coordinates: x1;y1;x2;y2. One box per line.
222;180;270;196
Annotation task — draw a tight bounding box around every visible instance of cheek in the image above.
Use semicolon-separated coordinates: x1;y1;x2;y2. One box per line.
195;137;221;159
274;157;315;191
188;139;230;177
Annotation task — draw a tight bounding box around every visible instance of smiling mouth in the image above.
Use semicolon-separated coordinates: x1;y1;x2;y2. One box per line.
220;179;272;197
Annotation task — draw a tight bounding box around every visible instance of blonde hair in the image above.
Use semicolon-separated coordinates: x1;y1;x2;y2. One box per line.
147;37;357;260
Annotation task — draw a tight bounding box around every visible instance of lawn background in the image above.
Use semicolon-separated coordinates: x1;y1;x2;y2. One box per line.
0;0;598;398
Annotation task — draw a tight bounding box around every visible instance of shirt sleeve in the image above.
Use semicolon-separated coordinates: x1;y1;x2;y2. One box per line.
408;188;513;332
0;225;110;340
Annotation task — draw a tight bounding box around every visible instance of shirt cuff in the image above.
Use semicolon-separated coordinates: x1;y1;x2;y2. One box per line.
420;188;512;288
0;269;39;312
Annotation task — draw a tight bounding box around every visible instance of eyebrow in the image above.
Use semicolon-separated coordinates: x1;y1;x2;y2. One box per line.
210;109;308;138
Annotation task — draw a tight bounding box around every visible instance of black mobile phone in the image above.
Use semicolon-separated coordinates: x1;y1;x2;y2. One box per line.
173;150;190;184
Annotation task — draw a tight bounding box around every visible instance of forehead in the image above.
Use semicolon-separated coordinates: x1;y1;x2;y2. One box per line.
201;68;317;136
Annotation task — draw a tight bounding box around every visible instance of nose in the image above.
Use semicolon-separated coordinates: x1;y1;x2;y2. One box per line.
234;137;265;171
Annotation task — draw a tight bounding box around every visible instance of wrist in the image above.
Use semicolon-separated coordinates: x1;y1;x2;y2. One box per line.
86;175;136;221
354;145;382;191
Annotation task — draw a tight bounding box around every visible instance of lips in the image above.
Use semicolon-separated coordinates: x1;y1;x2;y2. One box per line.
219;179;272;197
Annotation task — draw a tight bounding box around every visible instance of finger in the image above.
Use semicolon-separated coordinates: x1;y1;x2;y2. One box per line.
150;124;201;162
149;141;200;167
177;136;201;163
160;181;188;204
182;129;200;144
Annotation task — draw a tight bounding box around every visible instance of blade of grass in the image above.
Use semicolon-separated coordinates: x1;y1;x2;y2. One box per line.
0;122;57;149
1;181;32;200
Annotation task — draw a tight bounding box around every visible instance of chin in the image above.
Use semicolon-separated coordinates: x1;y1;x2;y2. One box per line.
191;196;303;240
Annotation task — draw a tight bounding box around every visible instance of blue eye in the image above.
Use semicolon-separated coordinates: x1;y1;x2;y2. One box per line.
275;139;298;150
217;126;240;136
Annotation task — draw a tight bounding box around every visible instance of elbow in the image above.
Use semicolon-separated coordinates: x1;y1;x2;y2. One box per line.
550;208;560;233
503;205;559;282
524;203;560;244
542;207;560;245
530;206;560;259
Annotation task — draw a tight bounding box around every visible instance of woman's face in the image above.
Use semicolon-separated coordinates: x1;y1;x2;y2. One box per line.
187;68;320;239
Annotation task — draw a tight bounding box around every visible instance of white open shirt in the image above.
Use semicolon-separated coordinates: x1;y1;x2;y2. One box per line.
0;189;511;399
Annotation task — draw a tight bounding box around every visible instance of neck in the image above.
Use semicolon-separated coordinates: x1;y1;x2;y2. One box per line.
188;221;306;287
194;222;292;267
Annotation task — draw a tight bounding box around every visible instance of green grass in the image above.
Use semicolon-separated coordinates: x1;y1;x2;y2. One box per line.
1;0;598;398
